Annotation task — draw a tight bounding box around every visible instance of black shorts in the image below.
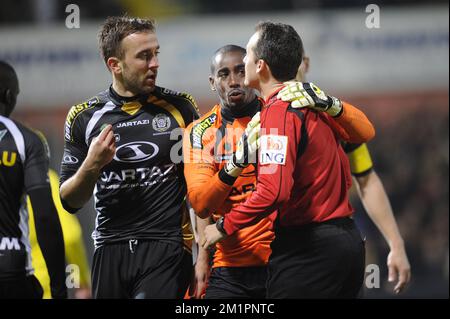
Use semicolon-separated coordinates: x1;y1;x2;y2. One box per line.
0;275;43;299
205;266;267;299
267;217;365;299
92;240;192;299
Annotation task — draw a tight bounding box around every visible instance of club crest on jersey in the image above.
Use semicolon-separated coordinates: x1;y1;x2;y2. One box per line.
260;135;288;165
152;113;171;132
191;113;217;149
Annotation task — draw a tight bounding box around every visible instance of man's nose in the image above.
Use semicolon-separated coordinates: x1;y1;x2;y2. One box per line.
149;56;159;69
229;74;240;88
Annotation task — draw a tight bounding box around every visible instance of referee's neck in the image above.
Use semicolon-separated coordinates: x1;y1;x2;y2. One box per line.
260;82;283;102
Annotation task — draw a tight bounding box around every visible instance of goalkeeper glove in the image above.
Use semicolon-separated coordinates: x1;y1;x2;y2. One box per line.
222;112;260;179
277;82;343;117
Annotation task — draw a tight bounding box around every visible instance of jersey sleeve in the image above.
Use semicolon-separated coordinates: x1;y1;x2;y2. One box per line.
179;92;201;123
165;90;201;128
223;105;301;235
59;107;88;186
22;128;51;192
326;101;375;144
48;170;91;287
345;143;374;176
183;123;233;218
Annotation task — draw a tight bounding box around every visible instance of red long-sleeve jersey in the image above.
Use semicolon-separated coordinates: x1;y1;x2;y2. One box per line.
223;88;354;235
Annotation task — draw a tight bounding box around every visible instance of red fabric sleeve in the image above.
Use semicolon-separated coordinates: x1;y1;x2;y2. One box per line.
223;103;300;235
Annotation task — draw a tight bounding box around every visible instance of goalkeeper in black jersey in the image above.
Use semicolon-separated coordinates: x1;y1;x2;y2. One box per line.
59;16;199;299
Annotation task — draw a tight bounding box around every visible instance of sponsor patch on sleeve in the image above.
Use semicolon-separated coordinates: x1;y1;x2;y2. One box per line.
64;97;99;142
190;113;217;149
259;135;288;165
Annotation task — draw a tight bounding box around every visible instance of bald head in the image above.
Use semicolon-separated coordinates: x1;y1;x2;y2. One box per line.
210;45;246;74
0;61;19;116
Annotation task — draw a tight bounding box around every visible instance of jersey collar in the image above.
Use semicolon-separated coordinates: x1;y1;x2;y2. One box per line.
220;97;261;122
265;85;284;106
108;86;149;106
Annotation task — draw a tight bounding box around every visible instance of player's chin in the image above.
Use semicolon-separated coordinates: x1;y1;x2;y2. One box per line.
228;99;247;110
141;83;156;94
227;97;244;107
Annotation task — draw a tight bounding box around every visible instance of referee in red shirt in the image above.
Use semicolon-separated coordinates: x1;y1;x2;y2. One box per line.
203;22;371;298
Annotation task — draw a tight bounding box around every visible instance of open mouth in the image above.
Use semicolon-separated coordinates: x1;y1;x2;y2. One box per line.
145;74;156;84
228;89;245;100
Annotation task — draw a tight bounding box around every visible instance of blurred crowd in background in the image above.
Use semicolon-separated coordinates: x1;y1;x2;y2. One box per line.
1;0;448;298
351;97;448;298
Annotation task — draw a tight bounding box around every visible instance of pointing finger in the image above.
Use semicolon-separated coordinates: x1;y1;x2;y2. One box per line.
98;124;112;141
104;130;115;146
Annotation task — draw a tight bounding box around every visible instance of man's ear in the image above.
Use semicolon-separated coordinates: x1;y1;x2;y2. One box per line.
256;59;266;75
208;76;216;91
4;88;12;106
107;57;122;74
303;56;310;74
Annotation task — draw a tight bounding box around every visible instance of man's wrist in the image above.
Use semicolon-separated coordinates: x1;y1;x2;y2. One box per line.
196;248;210;264
219;157;244;185
219;167;238;186
327;96;343;117
216;216;227;235
389;238;405;251
81;157;102;177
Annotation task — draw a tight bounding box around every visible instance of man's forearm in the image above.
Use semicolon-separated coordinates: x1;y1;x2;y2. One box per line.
333;102;375;143
60;160;101;209
356;171;404;249
196;215;212;251
187;172;233;218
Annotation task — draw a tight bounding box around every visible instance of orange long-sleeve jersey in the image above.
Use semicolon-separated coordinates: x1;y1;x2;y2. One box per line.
184;99;273;267
183;98;374;268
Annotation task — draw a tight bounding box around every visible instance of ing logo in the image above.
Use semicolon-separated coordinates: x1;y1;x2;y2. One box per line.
266;136;283;151
260;135;288;166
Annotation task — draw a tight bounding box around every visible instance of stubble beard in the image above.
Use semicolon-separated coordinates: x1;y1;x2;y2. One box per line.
122;68;155;96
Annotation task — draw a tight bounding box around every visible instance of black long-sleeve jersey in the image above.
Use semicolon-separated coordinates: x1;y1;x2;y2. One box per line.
0;115;50;279
60;86;199;248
